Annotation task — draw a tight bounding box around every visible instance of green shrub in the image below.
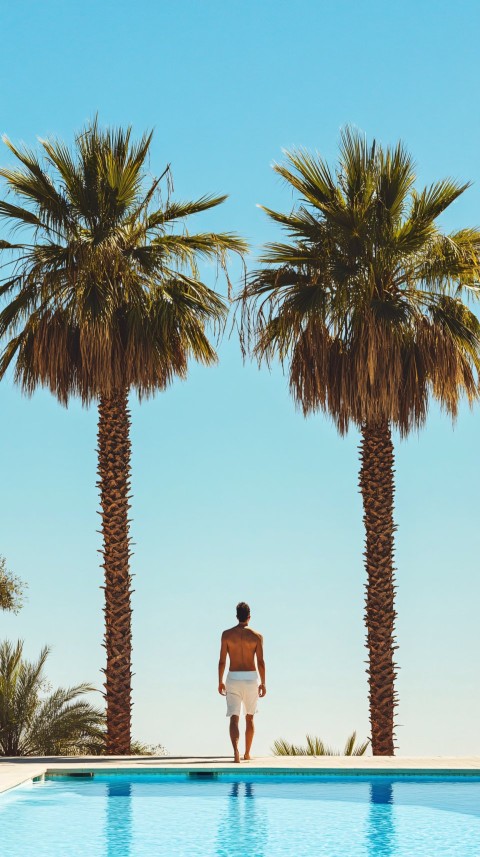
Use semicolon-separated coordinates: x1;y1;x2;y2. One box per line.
272;731;369;756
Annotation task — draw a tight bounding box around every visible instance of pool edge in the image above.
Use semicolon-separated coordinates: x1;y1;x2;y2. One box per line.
2;756;480;794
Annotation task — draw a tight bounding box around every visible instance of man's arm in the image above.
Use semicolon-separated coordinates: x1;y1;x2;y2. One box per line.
218;632;228;695
256;634;266;697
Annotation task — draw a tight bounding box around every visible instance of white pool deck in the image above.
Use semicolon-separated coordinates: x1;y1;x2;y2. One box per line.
1;755;480;794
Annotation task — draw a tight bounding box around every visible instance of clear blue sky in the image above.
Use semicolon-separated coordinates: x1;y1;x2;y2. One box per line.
1;0;479;756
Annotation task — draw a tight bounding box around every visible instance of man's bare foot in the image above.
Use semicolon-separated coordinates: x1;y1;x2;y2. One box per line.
233;748;241;763
243;753;251;761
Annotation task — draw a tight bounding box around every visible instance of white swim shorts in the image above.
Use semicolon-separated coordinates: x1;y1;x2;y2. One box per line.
225;671;259;717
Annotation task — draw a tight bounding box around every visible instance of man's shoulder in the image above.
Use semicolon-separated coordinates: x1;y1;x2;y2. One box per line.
221;626;263;640
247;627;263;640
221;626;237;637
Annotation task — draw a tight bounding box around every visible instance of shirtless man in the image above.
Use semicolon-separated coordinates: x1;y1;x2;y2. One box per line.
218;602;266;763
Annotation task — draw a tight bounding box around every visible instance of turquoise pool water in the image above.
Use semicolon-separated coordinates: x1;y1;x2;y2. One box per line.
1;773;479;856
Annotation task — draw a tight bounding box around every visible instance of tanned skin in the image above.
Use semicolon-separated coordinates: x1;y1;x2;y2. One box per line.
218;615;266;763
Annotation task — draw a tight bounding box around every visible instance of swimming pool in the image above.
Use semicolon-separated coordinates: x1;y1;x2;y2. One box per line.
1;773;479;856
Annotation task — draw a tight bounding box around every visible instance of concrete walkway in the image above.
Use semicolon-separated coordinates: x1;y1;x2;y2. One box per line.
1;756;480;794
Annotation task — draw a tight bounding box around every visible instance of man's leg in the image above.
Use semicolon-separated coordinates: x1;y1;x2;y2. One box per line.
245;714;254;760
229;715;240;763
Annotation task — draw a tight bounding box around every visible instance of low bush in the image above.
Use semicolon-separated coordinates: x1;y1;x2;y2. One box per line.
272;731;369;756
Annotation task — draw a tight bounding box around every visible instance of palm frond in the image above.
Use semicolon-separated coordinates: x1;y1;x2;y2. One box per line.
147;194;228;229
1;138;73;233
411;179;470;223
0;640;105;756
275;147;338;208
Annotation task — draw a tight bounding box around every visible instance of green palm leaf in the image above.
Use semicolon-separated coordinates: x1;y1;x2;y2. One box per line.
0;640;105;756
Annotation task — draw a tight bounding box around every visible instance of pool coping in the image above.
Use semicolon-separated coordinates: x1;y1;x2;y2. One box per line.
2;756;480;794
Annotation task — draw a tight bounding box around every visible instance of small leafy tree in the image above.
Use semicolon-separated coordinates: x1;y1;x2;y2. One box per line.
0;556;26;613
0;641;104;756
272;731;369;756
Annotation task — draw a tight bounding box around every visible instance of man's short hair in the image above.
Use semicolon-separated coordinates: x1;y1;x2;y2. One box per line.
236;602;250;622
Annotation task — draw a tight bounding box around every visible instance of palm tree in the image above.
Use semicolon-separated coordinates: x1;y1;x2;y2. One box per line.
241;129;480;755
0;640;104;756
0;121;246;754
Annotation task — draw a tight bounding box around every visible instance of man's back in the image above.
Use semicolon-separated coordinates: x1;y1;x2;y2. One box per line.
222;624;263;672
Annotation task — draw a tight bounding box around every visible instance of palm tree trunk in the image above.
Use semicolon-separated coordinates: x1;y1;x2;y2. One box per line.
359;420;397;756
97;388;132;755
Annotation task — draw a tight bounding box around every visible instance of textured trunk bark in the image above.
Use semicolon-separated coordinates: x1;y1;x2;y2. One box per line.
359;420;397;756
97;388;132;755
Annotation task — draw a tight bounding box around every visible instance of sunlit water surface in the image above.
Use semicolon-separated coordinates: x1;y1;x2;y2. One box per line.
1;774;479;856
